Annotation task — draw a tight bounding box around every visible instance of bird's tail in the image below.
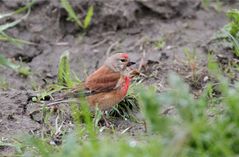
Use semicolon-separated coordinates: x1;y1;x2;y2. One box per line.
45;98;80;107
32;84;87;107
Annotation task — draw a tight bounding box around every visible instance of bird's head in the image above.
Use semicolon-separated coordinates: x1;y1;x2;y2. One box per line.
105;53;135;73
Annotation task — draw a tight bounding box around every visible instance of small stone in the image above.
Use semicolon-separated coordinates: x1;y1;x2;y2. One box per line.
203;76;209;82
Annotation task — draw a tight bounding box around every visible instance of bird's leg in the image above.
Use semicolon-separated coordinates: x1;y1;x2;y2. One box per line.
102;112;111;128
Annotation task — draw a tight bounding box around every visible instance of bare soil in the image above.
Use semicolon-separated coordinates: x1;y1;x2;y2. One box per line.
0;0;239;155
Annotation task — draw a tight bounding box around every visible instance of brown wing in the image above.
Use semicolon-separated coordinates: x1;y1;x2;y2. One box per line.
84;65;121;94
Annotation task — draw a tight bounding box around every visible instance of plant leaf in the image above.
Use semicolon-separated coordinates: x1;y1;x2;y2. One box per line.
221;29;239;56
83;5;94;29
60;0;82;27
0;12;14;19
0;0;35;19
0;32;36;48
0;3;31;32
57;51;73;87
0;54;19;70
0;54;31;77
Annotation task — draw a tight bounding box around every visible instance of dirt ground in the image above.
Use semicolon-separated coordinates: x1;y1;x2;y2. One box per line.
0;0;239;151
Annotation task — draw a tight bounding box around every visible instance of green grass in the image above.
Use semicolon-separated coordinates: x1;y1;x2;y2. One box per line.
201;0;222;11
0;54;31;77
60;0;94;30
0;0;35;47
57;51;73;87
220;9;239;56
154;37;166;50
0;77;9;90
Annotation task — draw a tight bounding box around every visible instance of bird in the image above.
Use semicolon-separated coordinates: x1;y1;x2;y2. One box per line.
84;53;135;111
46;53;136;113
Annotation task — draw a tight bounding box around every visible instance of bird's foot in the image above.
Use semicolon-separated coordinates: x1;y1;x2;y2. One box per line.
100;113;113;128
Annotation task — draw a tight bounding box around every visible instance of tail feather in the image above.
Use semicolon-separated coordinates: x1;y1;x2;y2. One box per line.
44;98;80;107
31;83;98;107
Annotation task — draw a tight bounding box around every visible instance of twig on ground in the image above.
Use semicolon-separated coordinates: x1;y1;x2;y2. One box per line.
91;38;109;48
138;50;146;72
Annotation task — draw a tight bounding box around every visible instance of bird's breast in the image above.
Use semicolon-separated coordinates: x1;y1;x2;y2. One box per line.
122;76;130;96
86;76;131;111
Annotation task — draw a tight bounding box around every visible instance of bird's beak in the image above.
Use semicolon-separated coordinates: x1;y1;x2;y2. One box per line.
127;61;136;67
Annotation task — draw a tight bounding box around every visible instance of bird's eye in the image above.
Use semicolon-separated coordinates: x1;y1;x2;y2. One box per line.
120;59;127;62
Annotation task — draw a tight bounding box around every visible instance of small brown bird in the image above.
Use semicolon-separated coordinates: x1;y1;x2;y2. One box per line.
48;53;135;112
84;53;135;111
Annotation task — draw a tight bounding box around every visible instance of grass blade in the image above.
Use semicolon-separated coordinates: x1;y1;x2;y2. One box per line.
0;7;31;32
222;29;239;56
0;12;14;19
57;51;73;87
83;5;94;29
0;54;19;70
0;32;36;47
60;0;83;27
0;0;35;19
0;54;31;77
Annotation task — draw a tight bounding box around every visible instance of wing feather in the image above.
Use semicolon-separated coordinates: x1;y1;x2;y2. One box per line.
84;65;121;94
